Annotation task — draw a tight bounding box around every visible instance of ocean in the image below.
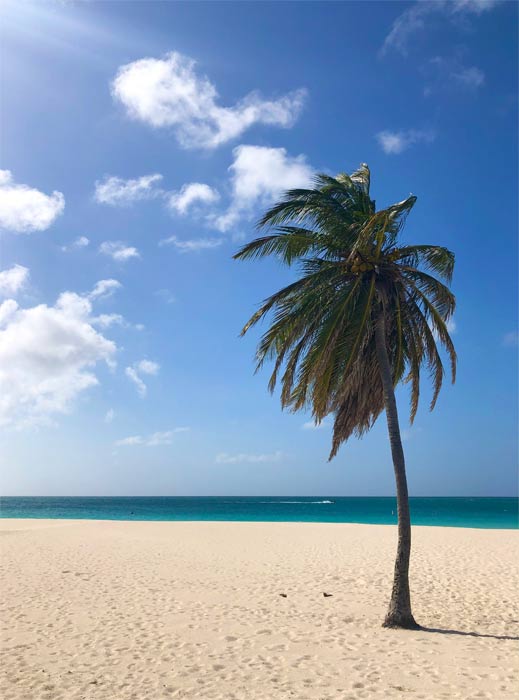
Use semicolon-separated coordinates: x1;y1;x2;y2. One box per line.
0;496;517;528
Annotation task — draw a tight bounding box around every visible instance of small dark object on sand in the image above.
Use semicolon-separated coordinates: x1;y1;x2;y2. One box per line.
279;593;288;598
323;592;333;597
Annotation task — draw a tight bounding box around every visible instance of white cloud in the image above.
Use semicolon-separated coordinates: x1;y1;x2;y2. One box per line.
215;451;283;464
125;359;160;397
89;279;122;300
159;235;223;252
115;435;142;446
168;183;220;215
302;420;330;430
136;359;160;375
0;170;64;233
0;265;29;297
0;299;18;326
146;431;173;446
147;428;189;446
93;313;126;329
376;129;435;155
61;236;90;252
99;241;140;262
0;281;120;428
125;367;146;397
111;51;307;149
104;408;115;424
423;56;486;96
213;145;314;232
95;174;163;205
381;0;501;56
452;66;485;88
115;427;189;447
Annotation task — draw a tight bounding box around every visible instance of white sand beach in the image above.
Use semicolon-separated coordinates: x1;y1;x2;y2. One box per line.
1;519;518;700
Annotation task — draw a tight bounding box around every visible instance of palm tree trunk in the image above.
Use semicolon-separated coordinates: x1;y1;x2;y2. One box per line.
375;310;420;630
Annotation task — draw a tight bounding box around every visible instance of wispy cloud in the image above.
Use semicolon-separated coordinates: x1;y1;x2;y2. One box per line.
104;408;115;424
0;169;64;234
452;65;485;89
423;56;485;96
115;427;190;447
376;129;435;155
0;264;29;297
88;279;122;300
302;420;330;430
94;174;163;206
401;426;423;442
125;359;160;397
381;0;501;56
99;241;140;262
215;451;284;464
114;435;142;446
111;51;306;149
159;235;223;253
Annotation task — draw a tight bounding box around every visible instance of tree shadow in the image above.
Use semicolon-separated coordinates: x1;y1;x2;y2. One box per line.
420;626;519;642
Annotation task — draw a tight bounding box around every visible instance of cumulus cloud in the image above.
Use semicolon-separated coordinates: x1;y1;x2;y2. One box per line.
376;129;435;155
111;51;307;149
168;183;220;215
158;235;223;252
215;451;283;464
0;265;29;297
0;280;120;428
0;170;64;233
115;427;189;447
125;359;160;397
61;236;90;252
99;241;140;261
381;0;501;56
213;145;314;232
95;174;163;205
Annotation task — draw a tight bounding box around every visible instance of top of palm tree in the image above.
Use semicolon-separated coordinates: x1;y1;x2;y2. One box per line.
234;164;456;459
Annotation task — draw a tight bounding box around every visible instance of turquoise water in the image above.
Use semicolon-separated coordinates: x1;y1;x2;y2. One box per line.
0;497;517;529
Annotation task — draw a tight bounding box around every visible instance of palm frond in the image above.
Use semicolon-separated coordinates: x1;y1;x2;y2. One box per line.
235;164;456;460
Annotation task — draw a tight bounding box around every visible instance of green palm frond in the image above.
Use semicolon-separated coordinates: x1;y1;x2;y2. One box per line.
235;164;456;459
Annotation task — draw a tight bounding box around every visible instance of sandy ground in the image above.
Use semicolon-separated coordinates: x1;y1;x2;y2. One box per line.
0;519;518;700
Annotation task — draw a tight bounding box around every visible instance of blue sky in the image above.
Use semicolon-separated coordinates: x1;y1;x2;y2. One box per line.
0;0;517;497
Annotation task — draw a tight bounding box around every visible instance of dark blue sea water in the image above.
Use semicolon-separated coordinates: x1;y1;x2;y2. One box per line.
0;497;517;529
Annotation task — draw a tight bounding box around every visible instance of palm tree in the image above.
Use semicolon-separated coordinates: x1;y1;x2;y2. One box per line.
234;164;456;629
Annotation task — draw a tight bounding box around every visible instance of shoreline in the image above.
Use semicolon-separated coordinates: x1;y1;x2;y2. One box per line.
1;516;518;530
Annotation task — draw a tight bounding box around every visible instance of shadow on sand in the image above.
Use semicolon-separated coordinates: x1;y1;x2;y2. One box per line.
421;626;519;642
